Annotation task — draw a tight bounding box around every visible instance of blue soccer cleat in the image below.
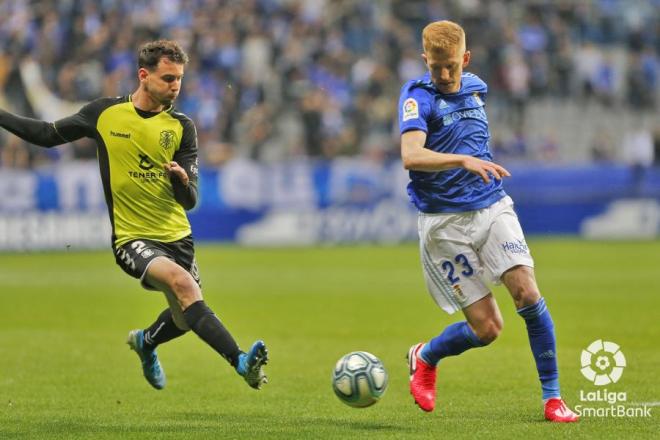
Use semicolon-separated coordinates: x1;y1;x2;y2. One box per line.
127;329;166;390
236;340;269;389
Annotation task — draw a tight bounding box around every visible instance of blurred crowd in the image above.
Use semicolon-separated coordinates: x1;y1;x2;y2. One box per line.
0;0;659;168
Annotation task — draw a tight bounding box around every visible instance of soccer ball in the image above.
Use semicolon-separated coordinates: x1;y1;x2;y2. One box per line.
332;351;388;408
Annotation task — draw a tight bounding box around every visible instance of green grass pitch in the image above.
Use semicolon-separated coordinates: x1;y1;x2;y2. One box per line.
1;239;658;439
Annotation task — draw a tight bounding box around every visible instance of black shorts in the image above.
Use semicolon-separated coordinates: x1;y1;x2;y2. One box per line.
113;235;201;290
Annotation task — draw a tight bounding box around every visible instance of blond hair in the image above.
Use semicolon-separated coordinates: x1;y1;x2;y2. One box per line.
422;20;465;54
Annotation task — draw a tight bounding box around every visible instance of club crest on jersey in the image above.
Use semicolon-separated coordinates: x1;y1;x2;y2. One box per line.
159;130;177;150
473;92;484;106
402;98;419;121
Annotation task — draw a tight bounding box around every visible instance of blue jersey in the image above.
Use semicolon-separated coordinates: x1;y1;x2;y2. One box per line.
398;72;506;213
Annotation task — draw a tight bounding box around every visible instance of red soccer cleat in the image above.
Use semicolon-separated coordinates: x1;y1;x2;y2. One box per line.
544;398;580;422
407;343;437;412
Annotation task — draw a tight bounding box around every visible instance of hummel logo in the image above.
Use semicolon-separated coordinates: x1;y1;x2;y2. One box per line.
110;130;131;138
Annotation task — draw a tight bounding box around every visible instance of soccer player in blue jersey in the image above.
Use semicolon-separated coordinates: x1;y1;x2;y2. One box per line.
399;21;578;422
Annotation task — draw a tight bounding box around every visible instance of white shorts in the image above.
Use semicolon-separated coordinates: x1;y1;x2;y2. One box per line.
418;196;534;314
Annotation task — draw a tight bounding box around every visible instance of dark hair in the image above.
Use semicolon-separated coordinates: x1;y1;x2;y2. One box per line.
138;40;189;71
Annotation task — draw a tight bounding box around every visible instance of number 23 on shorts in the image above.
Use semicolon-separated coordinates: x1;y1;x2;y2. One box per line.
441;253;474;284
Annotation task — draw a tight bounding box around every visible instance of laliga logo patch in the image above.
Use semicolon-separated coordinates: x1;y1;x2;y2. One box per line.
402;98;419;121
580;339;626;386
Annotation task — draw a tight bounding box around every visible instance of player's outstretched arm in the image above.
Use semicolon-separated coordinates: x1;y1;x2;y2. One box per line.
0;109;69;147
401;130;510;183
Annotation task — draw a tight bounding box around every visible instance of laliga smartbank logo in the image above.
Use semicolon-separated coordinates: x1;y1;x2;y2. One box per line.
580;339;626;385
576;339;652;418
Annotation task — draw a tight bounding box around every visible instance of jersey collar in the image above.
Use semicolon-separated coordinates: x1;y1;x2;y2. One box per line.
128;94;173;116
420;73;463;96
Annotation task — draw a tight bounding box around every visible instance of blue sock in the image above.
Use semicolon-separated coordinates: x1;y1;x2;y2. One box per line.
420;321;486;366
517;297;560;400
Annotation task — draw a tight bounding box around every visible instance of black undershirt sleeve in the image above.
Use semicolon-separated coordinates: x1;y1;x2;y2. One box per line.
0;110;71;147
0;100;102;147
171;116;199;210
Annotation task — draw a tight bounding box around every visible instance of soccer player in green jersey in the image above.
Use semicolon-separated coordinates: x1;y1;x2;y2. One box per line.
0;40;268;391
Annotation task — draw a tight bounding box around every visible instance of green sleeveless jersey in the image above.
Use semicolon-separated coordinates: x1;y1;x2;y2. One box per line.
52;95;199;247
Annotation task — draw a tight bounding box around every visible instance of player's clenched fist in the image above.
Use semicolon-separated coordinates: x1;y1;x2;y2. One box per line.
164;161;189;186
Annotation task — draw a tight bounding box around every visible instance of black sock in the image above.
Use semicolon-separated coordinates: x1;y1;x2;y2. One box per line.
143;309;188;350
183;300;241;367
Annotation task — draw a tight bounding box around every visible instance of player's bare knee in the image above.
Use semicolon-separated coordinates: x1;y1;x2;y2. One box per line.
170;272;201;306
512;286;541;309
